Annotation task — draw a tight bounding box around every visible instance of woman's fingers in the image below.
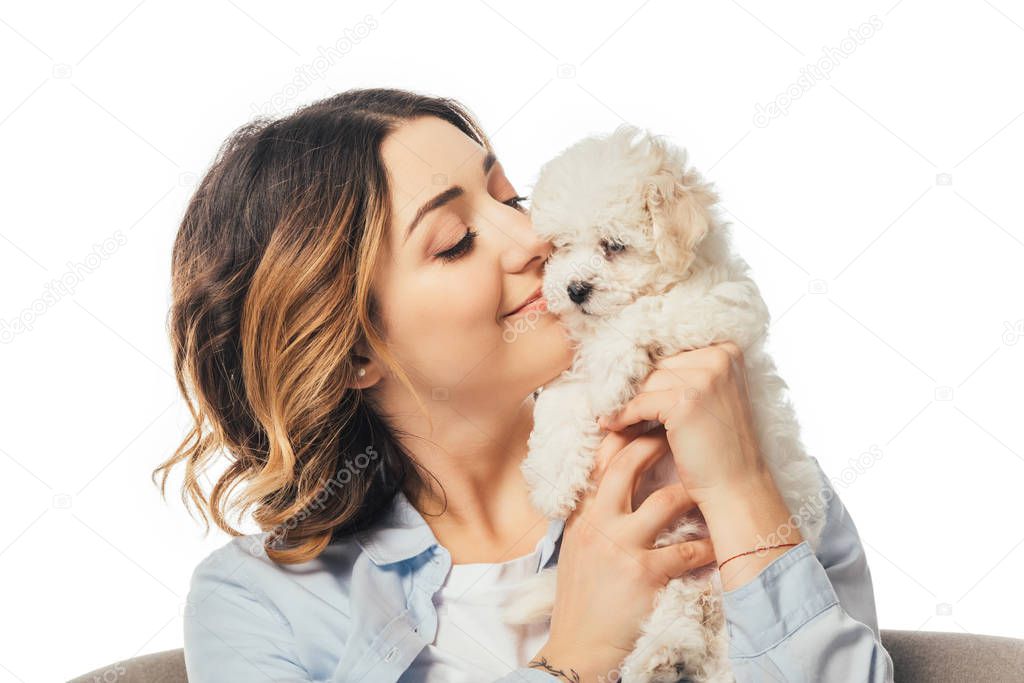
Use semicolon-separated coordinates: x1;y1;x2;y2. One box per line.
629;342;745;396
569;421;651;524
595;428;671;515
647;537;717;580
589;420;651;485
596;344;743;462
631;483;698;545
599;388;683;432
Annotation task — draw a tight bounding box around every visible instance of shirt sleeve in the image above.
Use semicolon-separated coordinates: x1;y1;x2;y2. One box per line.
183;551;312;683
720;456;896;682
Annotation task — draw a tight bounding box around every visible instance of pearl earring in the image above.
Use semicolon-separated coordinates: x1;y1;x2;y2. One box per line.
357;367;366;378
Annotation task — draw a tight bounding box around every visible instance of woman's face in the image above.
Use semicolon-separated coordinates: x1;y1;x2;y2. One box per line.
366;116;575;412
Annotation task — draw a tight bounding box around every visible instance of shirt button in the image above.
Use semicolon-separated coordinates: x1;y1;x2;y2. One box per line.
384;646;398;662
431;557;440;565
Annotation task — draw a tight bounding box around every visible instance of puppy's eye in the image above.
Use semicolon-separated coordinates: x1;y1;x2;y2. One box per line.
600;238;626;256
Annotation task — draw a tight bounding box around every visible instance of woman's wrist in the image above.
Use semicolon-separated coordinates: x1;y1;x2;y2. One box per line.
528;641;621;682
526;650;583;682
697;469;805;592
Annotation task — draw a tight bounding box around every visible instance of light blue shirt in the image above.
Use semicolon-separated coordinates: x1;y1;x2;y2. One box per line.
183;455;895;682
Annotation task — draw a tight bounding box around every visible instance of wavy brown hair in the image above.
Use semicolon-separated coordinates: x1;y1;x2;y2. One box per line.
151;88;495;564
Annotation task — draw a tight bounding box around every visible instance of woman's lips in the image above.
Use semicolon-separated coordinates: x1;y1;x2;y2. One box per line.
505;294;548;317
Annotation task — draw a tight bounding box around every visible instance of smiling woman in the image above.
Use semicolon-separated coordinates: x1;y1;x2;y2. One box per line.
152;88;588;682
152;88;574;567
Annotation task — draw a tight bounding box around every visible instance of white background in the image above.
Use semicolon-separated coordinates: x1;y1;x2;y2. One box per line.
2;1;1023;680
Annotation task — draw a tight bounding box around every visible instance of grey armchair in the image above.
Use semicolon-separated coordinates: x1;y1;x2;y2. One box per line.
68;629;1024;682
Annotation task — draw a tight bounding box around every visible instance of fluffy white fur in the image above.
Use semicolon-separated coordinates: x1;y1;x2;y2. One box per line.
500;125;830;682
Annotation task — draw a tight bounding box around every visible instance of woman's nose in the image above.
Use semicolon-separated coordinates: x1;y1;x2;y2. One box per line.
501;223;551;273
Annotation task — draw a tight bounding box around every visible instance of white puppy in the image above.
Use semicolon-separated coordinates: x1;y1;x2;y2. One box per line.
502;124;829;682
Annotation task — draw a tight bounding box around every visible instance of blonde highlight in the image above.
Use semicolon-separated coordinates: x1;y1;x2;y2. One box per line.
151;88;493;564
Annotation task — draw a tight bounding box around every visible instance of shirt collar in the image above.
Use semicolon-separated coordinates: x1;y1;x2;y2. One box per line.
355;489;566;568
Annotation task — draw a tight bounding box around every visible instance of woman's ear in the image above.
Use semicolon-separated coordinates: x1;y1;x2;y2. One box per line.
349;342;383;390
642;166;717;274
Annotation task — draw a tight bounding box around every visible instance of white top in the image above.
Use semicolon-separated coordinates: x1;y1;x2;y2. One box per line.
399;536;550;681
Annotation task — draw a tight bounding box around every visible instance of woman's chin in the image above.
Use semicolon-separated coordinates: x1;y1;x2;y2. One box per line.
498;311;574;383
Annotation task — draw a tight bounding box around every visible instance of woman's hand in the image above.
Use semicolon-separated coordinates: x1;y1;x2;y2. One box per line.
598;340;805;591
530;421;717;680
598;340;767;509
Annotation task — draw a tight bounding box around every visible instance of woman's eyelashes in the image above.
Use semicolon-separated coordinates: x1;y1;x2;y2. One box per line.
435;195;529;263
505;194;529;212
437;228;478;263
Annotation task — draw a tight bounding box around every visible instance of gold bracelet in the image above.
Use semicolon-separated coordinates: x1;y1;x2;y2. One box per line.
718;542;799;571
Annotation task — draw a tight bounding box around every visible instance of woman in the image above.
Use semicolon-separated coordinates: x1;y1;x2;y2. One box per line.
154;87;895;682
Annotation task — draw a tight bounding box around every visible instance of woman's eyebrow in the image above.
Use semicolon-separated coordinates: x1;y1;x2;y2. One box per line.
403;151;497;245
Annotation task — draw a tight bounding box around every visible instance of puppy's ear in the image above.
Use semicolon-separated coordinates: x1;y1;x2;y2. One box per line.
642;166;717;273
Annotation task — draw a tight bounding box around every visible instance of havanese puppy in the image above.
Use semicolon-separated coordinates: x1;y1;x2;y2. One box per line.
501;124;829;683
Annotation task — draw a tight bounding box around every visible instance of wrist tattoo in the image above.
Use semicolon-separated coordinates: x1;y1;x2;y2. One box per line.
527;655;582;682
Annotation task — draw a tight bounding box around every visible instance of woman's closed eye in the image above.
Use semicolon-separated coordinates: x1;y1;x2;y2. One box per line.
437;227;478;263
505;194;529;212
435;195;530;263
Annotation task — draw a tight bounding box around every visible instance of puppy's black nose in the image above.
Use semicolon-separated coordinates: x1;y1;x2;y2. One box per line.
567;280;592;305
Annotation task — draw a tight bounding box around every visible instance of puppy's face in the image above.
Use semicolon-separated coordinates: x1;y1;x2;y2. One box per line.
540;220;661;321
531;125;718;326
